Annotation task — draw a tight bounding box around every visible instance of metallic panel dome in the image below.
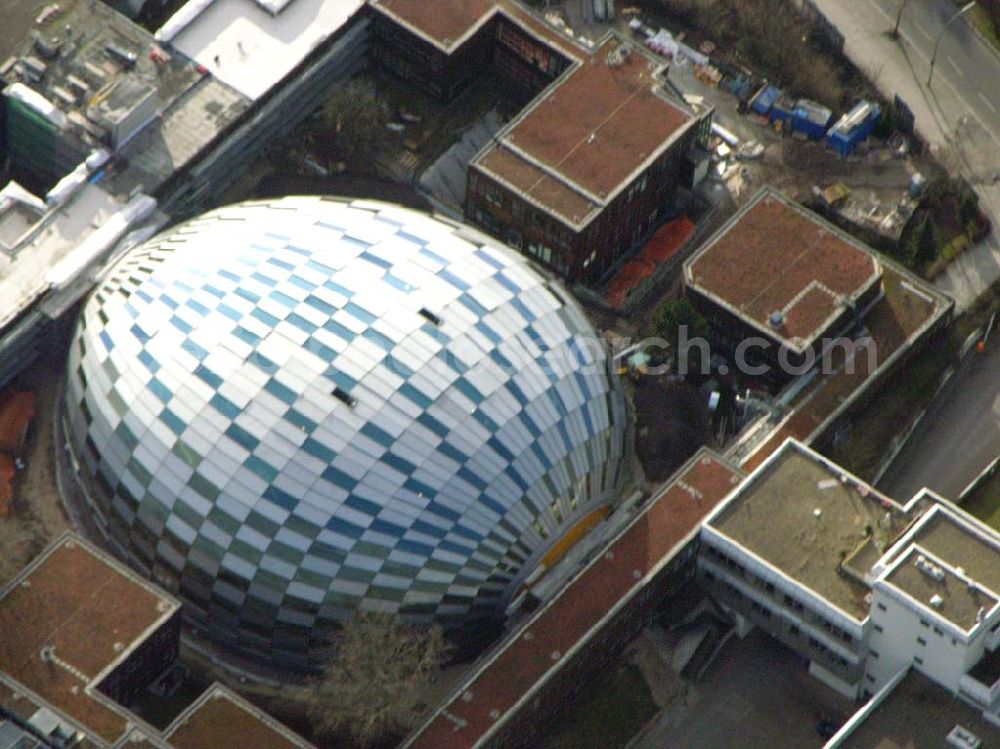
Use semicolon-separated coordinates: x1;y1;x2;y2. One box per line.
63;197;627;667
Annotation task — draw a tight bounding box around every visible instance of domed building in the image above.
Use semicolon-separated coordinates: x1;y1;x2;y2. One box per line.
63;197;627;668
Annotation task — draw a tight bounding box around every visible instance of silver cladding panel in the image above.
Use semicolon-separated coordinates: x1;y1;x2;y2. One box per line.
64;197;626;667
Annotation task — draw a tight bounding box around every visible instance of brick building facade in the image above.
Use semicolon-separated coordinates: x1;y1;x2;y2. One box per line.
368;0;710;284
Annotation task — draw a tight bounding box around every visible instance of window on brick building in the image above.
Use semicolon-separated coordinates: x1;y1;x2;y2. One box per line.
485;183;503;207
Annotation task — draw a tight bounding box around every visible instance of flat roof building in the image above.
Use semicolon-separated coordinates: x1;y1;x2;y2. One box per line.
686;188;882;354
0;533;315;748
829;668;1000;748
164;685;314;749
157;0;365;101
402;449;742;749
701;436;1000;721
865;503;1000;712
472;36;697;226
467;30;704;283
700;439;916;697
1;0;248;194
369;0;709;284
684;187;951;472
0;533;180;746
684;188;884;381
706;441;910;622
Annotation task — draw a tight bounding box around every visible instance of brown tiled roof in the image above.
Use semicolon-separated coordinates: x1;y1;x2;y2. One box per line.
686;191;881;349
503;41;691;197
476;146;599;225
476;38;695;226
165;686;314;749
0;535;178;744
404;450;742;749
370;1;696;227
369;0;498;49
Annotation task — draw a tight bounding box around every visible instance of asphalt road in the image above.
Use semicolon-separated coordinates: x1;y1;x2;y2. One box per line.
878;333;1000;501
810;0;1000;312
893;0;1000;132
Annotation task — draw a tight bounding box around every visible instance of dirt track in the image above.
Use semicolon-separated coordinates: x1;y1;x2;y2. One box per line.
13;359;70;543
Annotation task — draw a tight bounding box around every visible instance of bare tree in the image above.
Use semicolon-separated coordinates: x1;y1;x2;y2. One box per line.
316;80;392;170
307;611;449;746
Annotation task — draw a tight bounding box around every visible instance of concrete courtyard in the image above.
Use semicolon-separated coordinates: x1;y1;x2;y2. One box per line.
633;629;856;749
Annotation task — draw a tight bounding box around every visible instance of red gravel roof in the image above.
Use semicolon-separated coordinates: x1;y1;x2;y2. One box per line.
403;450;742;749
686;190;881;350
606;217;695;308
502;40;692;198
370;1;697;227
477;37;696;226
0;534;179;744
369;0;498;50
165;685;314;749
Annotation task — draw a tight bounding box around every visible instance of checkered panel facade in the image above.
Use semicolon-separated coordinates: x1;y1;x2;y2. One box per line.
64;197;627;668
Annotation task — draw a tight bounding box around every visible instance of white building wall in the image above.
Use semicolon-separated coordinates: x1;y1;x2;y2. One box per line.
868;588;963;694
866;584;1000;702
699;526;867;693
700;527;866;642
809;660;858;700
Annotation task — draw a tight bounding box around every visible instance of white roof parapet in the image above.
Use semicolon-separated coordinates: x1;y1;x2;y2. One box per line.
45;193;157;290
155;0;216;43
4;83;69;131
0;181;45;214
255;0;298;13
159;0;366;101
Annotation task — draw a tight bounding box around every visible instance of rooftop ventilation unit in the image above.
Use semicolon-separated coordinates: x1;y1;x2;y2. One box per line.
105;44;137;70
930;594;944;609
768;311;785;329
915;556;945;582
946;724;981;749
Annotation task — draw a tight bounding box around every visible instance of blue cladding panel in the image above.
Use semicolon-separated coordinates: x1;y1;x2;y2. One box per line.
64;197;627;668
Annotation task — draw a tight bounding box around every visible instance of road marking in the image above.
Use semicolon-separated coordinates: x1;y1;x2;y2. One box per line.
948;56;965;78
981;92;999;114
914;22;933;42
860;0;1000;147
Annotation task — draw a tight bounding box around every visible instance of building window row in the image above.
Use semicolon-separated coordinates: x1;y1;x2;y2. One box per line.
811;614;853;647
485;182;505;208
705;546;854;647
703;545;747;579
809;636;850;668
468;206;503;237
750;599;773;620
783;593;805;613
626;175;648;203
